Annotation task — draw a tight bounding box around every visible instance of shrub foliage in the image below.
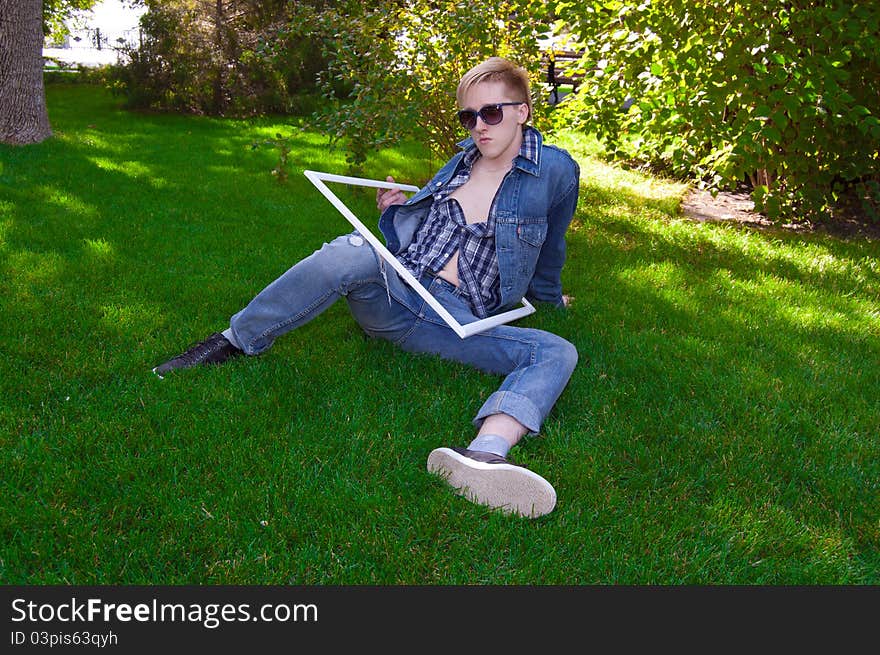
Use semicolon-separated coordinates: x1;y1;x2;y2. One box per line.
113;0;879;222
555;0;880;222
113;0;328;115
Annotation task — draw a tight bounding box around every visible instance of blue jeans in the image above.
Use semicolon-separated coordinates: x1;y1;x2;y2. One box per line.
228;233;578;434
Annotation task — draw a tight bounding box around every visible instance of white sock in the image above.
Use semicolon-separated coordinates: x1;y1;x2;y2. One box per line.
221;328;241;350
467;434;510;458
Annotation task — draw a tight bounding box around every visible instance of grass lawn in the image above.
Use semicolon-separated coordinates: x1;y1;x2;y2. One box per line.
1;84;878;584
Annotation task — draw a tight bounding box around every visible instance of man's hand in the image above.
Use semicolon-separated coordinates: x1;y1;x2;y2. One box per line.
376;176;409;213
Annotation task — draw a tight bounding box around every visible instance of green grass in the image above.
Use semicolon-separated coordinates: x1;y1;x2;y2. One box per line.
1;84;878;584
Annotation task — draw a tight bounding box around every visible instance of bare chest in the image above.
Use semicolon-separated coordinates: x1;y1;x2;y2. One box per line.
448;167;509;224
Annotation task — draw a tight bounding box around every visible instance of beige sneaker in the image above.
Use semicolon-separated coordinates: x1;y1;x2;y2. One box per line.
427;447;557;518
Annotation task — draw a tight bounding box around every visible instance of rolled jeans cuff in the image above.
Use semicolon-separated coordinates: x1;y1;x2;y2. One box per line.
474;390;544;436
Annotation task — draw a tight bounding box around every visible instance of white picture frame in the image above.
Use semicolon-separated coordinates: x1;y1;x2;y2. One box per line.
304;170;536;338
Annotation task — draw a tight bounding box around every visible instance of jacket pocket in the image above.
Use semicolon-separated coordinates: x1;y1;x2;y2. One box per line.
516;222;548;247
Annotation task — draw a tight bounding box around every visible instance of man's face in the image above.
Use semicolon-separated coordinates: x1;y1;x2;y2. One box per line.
459;80;528;163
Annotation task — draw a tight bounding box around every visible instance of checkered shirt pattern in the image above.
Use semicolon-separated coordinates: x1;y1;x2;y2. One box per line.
398;128;540;318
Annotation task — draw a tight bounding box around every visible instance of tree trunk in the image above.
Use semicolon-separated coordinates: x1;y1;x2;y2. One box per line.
211;0;227;114
0;0;53;145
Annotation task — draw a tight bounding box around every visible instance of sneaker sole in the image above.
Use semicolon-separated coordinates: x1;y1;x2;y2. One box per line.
426;447;557;518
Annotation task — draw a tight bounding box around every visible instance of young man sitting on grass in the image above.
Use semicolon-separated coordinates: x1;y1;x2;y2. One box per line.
154;57;581;518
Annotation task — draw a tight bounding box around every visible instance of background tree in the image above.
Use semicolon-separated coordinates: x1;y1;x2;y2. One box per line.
1;0;99;145
43;0;97;37
1;0;53;144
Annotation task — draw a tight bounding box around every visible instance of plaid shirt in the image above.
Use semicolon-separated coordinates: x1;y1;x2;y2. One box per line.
398;129;540;318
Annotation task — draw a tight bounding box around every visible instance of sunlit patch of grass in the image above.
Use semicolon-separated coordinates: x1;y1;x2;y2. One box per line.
100;301;165;334
5;250;66;287
83;237;115;260
38;185;99;220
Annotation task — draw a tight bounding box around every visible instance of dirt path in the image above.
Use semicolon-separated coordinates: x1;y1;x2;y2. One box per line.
680;188;880;240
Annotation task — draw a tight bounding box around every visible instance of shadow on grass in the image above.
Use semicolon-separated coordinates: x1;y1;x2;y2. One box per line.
556;161;879;579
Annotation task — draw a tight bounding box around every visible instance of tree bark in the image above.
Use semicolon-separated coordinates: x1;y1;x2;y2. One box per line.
211;0;227;114
0;0;53;145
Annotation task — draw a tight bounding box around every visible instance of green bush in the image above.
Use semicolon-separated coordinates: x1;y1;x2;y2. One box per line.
555;0;880;223
112;0;329;116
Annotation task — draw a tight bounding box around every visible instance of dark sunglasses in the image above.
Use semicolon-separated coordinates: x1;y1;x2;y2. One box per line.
457;102;525;130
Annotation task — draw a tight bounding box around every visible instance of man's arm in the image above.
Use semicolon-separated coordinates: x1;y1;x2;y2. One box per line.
527;159;581;306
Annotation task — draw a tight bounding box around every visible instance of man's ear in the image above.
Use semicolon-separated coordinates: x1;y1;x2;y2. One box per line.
517;102;530;125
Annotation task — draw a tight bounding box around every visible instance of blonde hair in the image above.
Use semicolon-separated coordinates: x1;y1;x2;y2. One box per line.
456;57;532;122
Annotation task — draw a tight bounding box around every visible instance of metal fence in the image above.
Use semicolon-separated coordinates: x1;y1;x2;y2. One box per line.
44;27;142;68
50;27;142;52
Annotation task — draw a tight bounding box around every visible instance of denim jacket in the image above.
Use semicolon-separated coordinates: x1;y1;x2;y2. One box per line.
379;127;580;311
